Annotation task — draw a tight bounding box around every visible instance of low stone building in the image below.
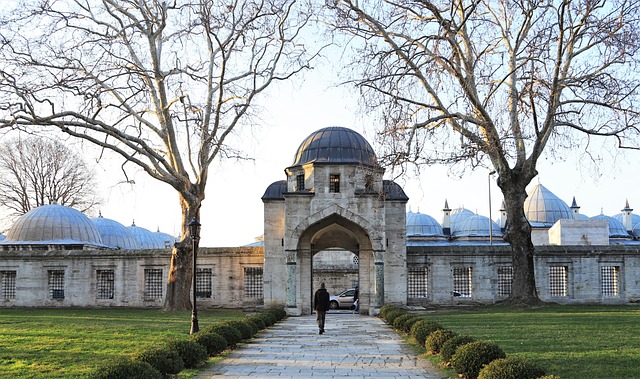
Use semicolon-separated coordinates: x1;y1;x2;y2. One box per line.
1;126;639;312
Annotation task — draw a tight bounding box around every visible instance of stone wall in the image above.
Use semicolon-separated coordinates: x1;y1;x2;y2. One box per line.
407;245;640;306
2;244;639;309
0;247;263;309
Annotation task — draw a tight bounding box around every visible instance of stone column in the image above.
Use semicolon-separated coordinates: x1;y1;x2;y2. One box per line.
374;257;384;308
286;253;297;309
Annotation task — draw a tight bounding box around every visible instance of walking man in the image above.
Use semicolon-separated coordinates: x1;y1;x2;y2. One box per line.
314;283;330;334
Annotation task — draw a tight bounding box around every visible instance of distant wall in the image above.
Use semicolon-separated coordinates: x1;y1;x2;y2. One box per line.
2;244;639;308
407;245;640;306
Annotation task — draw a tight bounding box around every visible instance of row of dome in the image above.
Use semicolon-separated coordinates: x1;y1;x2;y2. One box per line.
0;204;175;249
407;184;640;239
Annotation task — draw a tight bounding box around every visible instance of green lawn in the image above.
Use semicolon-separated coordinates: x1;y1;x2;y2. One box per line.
427;304;640;379
0;308;244;378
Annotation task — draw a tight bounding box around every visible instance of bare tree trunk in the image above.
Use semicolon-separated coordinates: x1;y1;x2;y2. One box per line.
499;177;541;305
164;194;201;311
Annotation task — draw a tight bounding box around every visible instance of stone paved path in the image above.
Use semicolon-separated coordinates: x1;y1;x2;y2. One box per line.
197;312;445;378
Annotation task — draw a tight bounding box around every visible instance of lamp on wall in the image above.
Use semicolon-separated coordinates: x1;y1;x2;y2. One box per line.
188;218;201;334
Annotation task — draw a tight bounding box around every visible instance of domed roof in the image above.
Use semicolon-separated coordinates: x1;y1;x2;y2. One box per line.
590;214;630;238
4;204;103;245
154;230;175;248
406;211;443;237
524;184;572;226
261;180;287;201
383;180;409;201
127;223;166;249
634;222;640;237
449;208;475;228
452;214;503;238
0;234;5;241
290;127;378;167
613;213;640;226
93;214;138;249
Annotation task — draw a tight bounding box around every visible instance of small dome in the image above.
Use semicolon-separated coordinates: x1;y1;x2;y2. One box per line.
383;180;409;201
452;214;503;238
613;213;640;227
449;208;475;228
261;180;287;201
93;215;138;249
406;211;443;237
590;215;630;238
154;230;175;249
127;223;166;249
524;184;572;226
4;204;103;245
290;127;378;167
0;234;5;241
633;222;640;238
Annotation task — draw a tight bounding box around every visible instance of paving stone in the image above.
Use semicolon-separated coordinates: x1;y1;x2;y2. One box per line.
198;312;445;378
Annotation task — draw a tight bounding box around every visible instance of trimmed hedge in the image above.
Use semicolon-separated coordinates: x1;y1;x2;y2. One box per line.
379;304;401;320
201;324;243;348
392;313;416;331
90;359;162;379
190;331;228;356
425;329;457;355
224;320;255;340
133;346;184;376
167;339;208;368
248;315;267;330
440;335;476;361
478;356;546;379
266;307;287;321
401;316;423;334
255;312;277;327
410;319;443;347
451;341;506;379
384;309;407;325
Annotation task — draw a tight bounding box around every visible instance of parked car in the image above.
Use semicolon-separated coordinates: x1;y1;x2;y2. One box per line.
329;288;356;309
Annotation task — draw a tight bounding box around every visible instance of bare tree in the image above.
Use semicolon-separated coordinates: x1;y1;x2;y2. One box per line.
329;0;640;304
0;137;99;218
0;0;317;310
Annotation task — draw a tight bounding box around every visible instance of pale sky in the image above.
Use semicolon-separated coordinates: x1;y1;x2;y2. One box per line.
1;15;637;245
90;63;640;248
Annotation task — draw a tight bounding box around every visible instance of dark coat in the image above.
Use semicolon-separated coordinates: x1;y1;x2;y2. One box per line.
314;288;330;312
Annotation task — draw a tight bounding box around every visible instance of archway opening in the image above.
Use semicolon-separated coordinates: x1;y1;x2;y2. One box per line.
297;213;373;315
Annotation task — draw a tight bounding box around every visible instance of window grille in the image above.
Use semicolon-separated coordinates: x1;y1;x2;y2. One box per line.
453;267;472;297
601;266;619;297
408;267;428;298
196;268;212;298
244;267;263;298
96;270;115;300
296;174;305;191
48;270;65;299
0;271;16;300
329;174;340;193
497;266;513;297
144;269;163;300
549;266;568;297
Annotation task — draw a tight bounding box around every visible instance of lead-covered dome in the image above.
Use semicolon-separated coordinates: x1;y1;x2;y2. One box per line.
290;127;378;167
591;214;630;238
452;214;503;238
407;211;443;237
93;214;138;249
4;204;103;245
524;184;572;226
127;223;166;249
